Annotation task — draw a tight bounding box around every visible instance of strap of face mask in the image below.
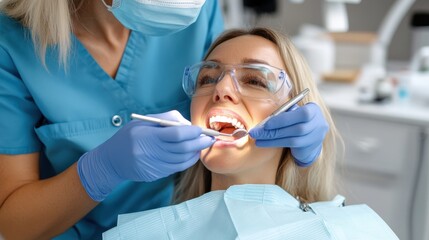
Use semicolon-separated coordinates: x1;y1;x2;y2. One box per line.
101;0;120;10
100;0;111;10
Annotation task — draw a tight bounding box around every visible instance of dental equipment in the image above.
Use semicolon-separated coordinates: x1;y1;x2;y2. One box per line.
355;0;415;103
252;88;310;129
130;113;248;139
131;88;308;140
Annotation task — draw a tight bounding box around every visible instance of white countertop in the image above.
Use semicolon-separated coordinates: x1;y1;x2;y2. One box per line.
319;82;429;127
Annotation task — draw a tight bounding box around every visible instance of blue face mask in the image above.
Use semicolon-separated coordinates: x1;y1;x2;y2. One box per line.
102;0;206;36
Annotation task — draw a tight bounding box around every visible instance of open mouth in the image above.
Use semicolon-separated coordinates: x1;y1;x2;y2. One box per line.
208;115;246;136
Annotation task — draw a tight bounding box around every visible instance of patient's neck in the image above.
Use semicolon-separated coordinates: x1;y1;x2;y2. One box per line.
210;166;277;191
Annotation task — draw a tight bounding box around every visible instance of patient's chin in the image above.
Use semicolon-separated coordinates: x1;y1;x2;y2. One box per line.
200;150;247;174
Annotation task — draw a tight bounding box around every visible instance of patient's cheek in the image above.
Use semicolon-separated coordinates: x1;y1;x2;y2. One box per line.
246;99;279;125
199;148;247;174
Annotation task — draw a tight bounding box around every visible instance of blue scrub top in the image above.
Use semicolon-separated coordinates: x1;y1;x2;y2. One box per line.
0;1;223;239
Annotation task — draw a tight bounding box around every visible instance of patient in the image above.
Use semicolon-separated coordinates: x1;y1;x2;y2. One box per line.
175;27;337;204
103;28;398;240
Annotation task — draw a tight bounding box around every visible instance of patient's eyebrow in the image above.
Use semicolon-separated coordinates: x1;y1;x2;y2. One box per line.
207;59;221;63
242;58;270;65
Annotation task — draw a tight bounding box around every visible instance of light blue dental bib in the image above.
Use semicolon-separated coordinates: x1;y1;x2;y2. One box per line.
103;184;398;240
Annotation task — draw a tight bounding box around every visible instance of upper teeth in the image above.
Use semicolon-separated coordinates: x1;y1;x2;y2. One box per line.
209;115;245;131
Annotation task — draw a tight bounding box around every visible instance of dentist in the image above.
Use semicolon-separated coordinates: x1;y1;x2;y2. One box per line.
0;0;222;239
0;0;327;239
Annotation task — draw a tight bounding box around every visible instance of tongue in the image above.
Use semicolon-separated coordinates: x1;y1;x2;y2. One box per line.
220;126;236;134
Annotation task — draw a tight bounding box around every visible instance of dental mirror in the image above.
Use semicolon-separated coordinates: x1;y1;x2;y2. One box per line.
209;128;248;139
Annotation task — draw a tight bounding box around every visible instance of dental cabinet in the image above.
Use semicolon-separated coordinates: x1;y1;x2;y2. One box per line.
320;83;429;240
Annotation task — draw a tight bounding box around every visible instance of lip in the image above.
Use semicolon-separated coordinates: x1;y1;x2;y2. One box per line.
205;108;248;130
212;134;249;148
212;140;239;148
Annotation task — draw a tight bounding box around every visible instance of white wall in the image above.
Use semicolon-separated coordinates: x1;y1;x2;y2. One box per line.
252;0;429;61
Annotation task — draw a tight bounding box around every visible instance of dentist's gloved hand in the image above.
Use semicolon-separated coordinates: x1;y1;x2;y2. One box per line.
248;103;328;167
77;110;214;201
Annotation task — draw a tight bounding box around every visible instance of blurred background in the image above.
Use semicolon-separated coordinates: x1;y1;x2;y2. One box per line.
219;0;429;240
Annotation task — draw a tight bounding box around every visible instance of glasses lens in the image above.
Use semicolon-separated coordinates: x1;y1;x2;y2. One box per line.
234;65;282;99
183;62;220;97
194;62;222;96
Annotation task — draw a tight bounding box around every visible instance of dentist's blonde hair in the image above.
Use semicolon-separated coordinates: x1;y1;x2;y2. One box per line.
0;0;84;66
175;27;342;203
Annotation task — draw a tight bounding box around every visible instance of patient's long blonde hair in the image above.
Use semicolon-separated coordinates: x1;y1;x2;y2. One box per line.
175;27;342;203
0;0;84;66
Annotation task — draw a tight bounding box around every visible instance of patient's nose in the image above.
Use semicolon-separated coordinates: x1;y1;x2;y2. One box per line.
212;71;240;103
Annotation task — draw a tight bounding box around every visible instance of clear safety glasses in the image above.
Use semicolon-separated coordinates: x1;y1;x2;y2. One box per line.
182;61;293;101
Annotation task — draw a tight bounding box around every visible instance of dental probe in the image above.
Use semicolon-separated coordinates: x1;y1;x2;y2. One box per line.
130;113;247;138
252;88;310;129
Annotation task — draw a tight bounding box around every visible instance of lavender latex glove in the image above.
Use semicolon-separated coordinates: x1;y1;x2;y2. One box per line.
77;110;214;201
249;103;328;167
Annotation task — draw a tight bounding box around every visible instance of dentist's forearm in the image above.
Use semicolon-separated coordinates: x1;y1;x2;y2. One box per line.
0;162;97;239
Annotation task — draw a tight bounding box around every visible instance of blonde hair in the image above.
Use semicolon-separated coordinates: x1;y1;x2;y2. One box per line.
175;27;342;203
0;0;84;66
